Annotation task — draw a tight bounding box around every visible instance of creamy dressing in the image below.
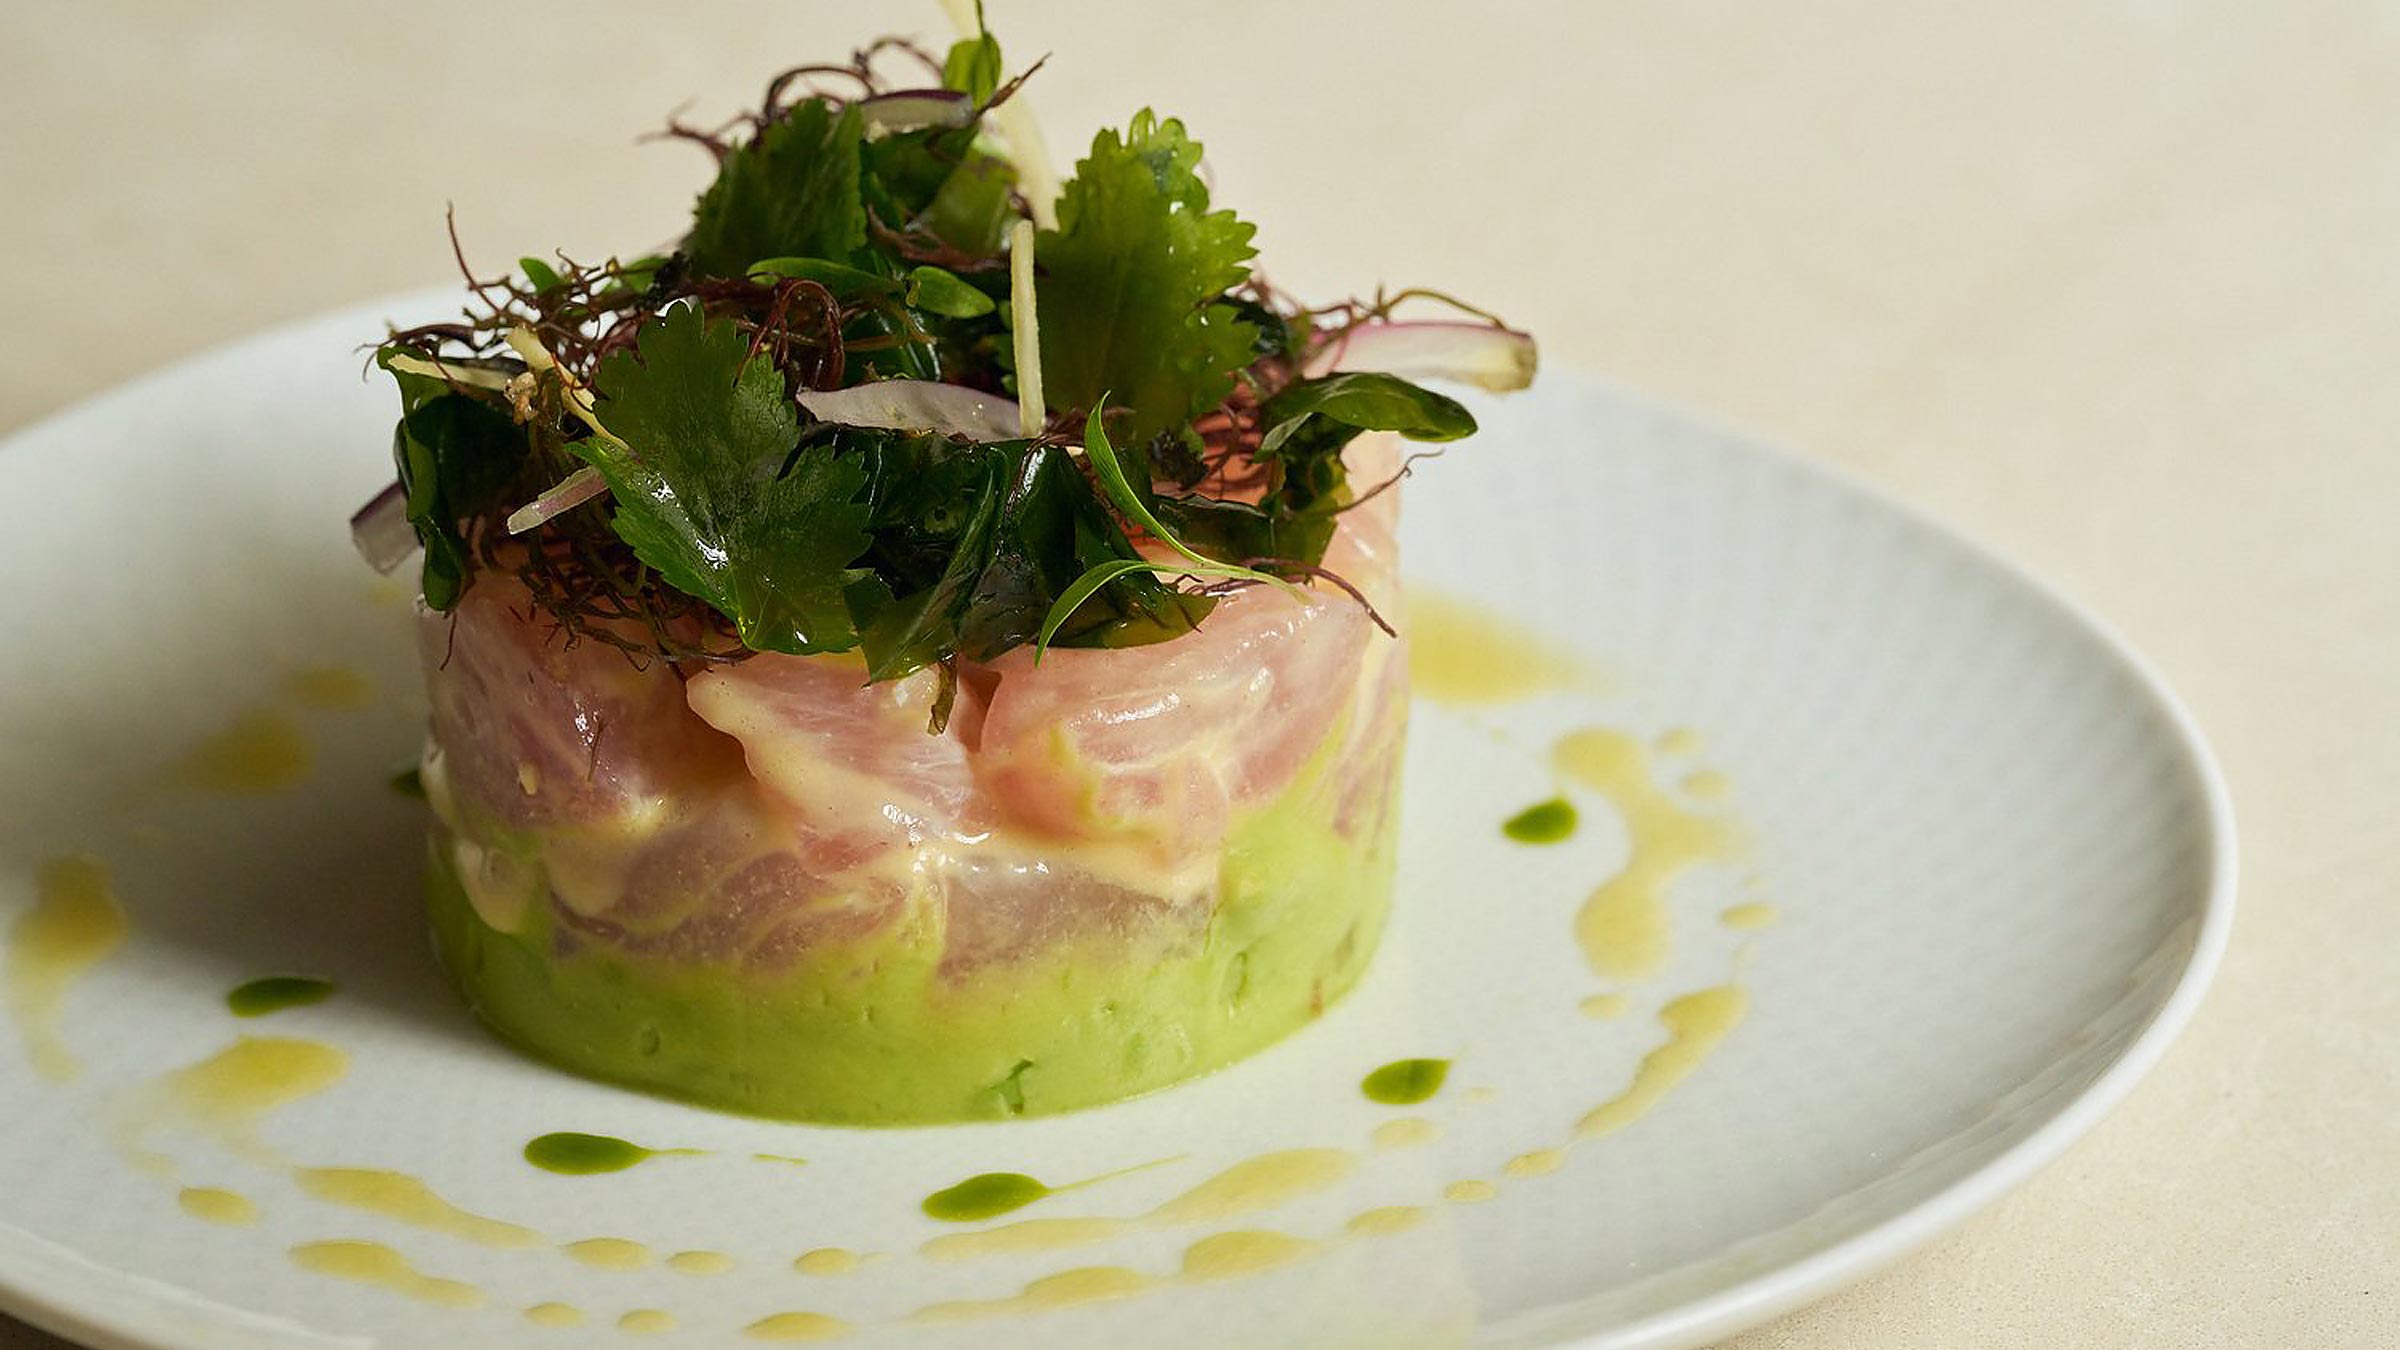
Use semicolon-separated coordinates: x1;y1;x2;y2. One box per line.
282;667;377;711
5;856;127;1081
792;1247;865;1276
172;710;313;795
561;1237;653;1270
744;1310;852;1341
1553;728;1742;982
122;1036;349;1169
922;1148;1356;1260
1406;593;1601;703
176;1187;257;1226
1576;986;1750;1140
294;1168;539;1248
289;1240;482;1308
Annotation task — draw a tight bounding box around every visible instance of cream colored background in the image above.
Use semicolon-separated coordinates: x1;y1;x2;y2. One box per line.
2;1;2390;1345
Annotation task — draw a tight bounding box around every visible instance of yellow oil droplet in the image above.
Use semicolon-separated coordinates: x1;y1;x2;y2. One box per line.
745;1310;851;1341
1407;592;1600;705
1504;1149;1566;1179
921;1216;1128;1262
1146;1148;1355;1224
1577;985;1750;1139
173;709;313;795
921;1148;1356;1262
1554;728;1741;982
524;1302;584;1327
1372;1117;1440;1151
1443;1180;1498;1204
177;1187;257;1226
667;1248;736;1275
561;1236;653;1270
1580;992;1631;1019
618;1308;676;1334
289;1240;482;1308
1719;902;1778;931
793;1247;863;1276
1347;1205;1429;1238
282;666;376;711
911;1266;1156;1324
6;856;128;1081
294;1168;539;1248
134;1037;348;1166
1179;1229;1319;1281
1680;769;1730;801
1655;727;1702;757
1462;1086;1498;1105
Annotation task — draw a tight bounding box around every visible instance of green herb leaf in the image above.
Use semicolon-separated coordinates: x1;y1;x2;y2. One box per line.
1035;557;1258;658
518;256;564;294
1037;111;1259;439
1256;371;1475;458
941;10;1003;106
1035;404;1282;659
906;265;997;318
377;348;527;610
1155;372;1476;568
746;256;897;297
578;304;873;653
918;149;1018;254
685;98;867;278
1077;401;1216;571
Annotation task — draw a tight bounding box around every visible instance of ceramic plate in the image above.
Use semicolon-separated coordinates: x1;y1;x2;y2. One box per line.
0;297;2233;1350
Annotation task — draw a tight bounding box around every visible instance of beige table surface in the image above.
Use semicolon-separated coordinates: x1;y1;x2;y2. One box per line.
2;2;2392;1346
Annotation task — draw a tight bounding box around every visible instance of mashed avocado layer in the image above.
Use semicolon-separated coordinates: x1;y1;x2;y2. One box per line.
426;747;1399;1124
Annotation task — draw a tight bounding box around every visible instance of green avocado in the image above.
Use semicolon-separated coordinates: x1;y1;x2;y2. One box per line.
425;729;1399;1125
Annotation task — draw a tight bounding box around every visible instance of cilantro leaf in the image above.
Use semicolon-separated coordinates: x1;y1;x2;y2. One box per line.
1037;111;1259;440
685;99;866;278
579;304;873;654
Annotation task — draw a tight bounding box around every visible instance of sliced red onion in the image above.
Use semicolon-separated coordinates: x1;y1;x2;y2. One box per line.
349;481;416;574
1303;321;1539;392
505;466;609;535
857;89;976;134
797;380;1021;441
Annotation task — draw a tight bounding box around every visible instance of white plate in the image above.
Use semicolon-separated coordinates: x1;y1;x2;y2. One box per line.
0;297;2233;1350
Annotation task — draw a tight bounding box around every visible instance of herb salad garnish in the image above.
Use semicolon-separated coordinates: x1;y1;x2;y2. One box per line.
354;13;1534;695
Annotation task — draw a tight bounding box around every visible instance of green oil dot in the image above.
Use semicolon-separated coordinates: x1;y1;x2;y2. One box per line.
226;976;336;1018
1362;1058;1451;1105
523;1132;693;1175
921;1172;1055;1223
1502;797;1578;843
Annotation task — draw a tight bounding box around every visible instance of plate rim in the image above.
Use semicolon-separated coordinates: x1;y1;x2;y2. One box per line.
0;294;2238;1350
1518;378;2239;1349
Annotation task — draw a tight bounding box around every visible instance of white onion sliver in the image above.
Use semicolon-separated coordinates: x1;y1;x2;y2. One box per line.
857;89;975;134
1303;321;1538;392
349;481;416;574
505;465;609;535
797;380;1022;442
